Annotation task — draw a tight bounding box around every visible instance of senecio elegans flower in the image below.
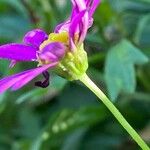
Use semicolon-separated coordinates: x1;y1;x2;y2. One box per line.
0;0;100;94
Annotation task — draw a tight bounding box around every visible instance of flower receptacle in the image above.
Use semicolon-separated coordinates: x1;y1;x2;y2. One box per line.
55;44;88;81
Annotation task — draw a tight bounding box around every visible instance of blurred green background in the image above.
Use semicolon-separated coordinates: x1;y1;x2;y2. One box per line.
0;0;150;149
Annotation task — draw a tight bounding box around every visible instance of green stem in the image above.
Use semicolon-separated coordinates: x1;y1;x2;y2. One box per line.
79;73;150;150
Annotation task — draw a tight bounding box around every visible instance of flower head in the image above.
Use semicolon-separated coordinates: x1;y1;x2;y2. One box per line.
0;0;100;93
53;0;100;80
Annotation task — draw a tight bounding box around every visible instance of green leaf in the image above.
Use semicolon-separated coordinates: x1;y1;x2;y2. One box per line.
134;15;150;47
0;60;9;104
105;39;149;101
31;106;108;150
0;0;27;16
0;15;31;41
18;108;41;139
61;128;87;150
0;60;9;76
109;0;150;13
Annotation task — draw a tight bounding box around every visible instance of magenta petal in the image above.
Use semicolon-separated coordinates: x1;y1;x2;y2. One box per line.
78;11;89;44
54;0;100;37
85;0;92;6
72;0;86;11
54;0;81;33
0;62;58;94
69;10;86;38
71;2;79;17
54;20;70;33
11;62;58;90
0;43;37;61
0;71;31;94
69;10;86;48
39;42;66;62
89;0;100;17
23;29;48;48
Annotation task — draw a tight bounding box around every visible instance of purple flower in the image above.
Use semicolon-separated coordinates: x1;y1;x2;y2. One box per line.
0;29;65;93
0;0;100;94
55;0;100;50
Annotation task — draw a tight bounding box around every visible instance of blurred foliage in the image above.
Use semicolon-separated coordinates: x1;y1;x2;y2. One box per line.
0;0;150;150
